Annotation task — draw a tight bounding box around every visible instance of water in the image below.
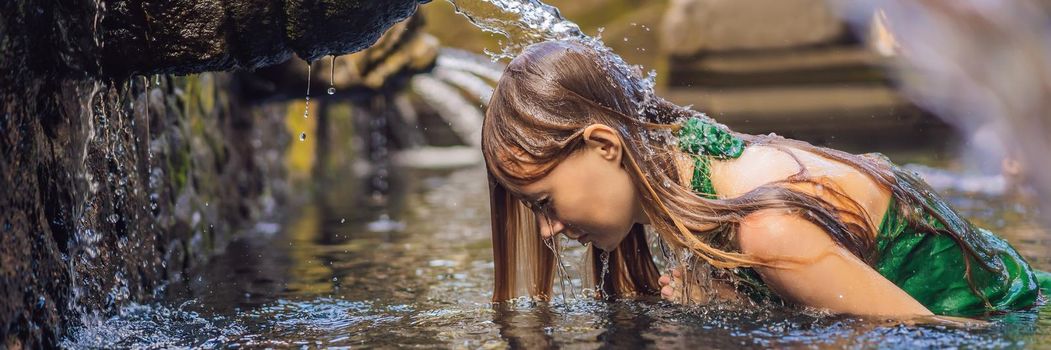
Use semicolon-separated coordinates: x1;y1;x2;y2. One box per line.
328;55;337;95
304;61;312;119
363;94;404;233
448;0;584;61
60;160;1051;348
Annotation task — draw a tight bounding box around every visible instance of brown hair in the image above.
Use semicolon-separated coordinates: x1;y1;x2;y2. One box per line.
481;40;998;303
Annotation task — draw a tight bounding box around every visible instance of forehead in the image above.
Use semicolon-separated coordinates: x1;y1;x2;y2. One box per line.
508;149;588;200
487;136;589;202
490;145;548;195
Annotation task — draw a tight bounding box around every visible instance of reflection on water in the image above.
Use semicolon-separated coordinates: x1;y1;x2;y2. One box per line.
63;155;1051;348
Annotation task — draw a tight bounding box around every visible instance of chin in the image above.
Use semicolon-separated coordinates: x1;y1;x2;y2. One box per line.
594;240;618;252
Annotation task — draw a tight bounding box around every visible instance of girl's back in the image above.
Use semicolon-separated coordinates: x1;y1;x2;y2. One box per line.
709;144;892;234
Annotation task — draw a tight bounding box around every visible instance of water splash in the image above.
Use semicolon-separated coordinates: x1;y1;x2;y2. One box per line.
445;0;721;154
542;235;577;302
598;250;610;299
447;0;584;61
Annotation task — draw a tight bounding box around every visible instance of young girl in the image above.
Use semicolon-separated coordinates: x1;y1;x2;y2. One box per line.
481;39;1051;317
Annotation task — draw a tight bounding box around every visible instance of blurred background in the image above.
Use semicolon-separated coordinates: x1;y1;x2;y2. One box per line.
420;0;943;150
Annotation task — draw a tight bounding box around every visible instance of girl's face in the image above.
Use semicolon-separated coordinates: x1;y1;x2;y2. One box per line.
516;124;648;251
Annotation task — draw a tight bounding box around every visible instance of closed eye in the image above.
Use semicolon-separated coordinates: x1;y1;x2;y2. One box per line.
524;195;553;215
536;196;555;215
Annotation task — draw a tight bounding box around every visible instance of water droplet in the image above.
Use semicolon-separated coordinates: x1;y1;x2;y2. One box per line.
328;55;338;95
299;132;307;141
304;61;312;118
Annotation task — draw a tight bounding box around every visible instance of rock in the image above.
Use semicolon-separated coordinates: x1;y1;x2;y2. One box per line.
241;14;441;98
0;0;431;84
660;0;846;56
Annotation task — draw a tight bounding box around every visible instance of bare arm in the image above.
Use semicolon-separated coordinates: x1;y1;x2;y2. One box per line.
737;210;933;317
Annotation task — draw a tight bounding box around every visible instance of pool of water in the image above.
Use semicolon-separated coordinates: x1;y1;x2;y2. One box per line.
62;155;1051;349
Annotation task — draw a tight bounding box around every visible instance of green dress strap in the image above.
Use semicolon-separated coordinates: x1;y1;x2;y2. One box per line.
676;118;1048;315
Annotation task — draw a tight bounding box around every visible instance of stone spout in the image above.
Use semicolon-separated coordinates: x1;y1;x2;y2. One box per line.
1;0;432;86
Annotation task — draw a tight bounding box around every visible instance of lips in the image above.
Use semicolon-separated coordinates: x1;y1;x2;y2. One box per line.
562;230;590;245
561;226;595;247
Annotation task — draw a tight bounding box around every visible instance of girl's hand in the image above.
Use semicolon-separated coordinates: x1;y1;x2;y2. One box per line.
659;267;745;305
658;267;681;302
659;267;706;303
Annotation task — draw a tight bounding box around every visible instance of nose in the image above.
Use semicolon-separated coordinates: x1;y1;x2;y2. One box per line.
538;214;565;239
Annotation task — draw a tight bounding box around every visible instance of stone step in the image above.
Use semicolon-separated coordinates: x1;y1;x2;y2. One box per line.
668;46;889;87
660;0;846;55
661;85;936;133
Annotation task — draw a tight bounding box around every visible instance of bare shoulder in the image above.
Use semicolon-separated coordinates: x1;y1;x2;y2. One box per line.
711;144;892;231
710;145;801;198
737;209;835;262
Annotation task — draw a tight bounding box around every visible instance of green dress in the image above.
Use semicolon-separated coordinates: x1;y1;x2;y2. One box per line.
674;117;1050;316
689;154;1050;316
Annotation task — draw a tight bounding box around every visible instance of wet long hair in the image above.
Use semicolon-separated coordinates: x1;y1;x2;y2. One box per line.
481;40;1001;303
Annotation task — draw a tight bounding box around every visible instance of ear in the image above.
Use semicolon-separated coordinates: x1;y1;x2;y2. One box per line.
582;123;622;163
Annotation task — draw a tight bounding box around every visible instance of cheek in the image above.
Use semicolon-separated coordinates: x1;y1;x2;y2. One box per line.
606;170;639;230
575;167;636;234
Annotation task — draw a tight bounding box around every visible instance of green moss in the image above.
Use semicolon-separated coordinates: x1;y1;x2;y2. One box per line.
169;144;191;191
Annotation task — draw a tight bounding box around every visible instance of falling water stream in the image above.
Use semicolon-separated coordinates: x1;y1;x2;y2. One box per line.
58;0;1051;348
327;56;337;96
304;62;312;120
